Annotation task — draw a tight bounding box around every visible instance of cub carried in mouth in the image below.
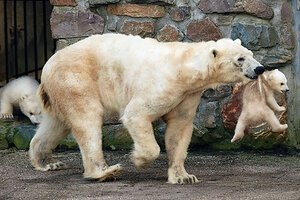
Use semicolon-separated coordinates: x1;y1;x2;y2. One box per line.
231;69;289;143
0;76;42;124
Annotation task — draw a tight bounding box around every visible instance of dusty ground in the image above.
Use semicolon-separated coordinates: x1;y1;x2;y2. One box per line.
0;149;300;200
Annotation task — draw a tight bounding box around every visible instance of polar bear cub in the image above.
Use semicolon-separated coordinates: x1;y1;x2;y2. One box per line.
0;76;42;124
231;69;289;143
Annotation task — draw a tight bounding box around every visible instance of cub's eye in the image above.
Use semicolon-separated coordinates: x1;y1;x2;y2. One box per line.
29;112;33;115
238;57;245;62
281;83;284;86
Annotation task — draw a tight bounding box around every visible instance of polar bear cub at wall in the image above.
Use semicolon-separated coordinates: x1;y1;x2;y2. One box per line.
29;33;265;184
0;76;42;124
231;69;289;143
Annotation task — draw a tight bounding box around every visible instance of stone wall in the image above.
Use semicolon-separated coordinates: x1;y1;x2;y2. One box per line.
48;0;297;150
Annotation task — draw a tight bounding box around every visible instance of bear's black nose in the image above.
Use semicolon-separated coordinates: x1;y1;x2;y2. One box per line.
254;66;265;75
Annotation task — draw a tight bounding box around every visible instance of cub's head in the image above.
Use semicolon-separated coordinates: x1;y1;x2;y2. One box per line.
210;38;264;83
264;69;289;93
19;94;42;124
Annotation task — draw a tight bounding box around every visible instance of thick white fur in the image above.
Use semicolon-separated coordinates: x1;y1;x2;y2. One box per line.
231;69;289;143
0;76;42;124
29;33;264;184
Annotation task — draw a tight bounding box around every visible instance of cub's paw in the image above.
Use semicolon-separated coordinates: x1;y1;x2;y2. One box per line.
35;161;67;171
282;124;288;130
168;174;199;184
0;113;14;120
272;124;288;132
278;106;286;112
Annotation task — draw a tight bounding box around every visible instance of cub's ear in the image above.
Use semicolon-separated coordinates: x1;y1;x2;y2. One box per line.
234;39;241;45
267;72;274;81
210;48;217;58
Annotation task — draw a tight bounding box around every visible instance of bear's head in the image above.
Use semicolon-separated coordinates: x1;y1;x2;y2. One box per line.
210;38;264;83
265;69;289;93
19;94;42;124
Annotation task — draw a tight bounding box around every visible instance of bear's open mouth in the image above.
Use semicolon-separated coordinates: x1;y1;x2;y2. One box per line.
245;74;258;80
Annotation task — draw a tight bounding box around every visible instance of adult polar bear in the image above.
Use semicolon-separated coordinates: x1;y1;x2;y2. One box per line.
29;33;264;184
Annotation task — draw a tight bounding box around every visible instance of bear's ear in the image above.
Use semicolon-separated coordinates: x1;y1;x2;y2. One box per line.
20;94;29;101
234;39;241;45
210;48;217;58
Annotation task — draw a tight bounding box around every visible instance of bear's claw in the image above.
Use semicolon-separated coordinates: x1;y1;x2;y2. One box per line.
0;113;14;120
35;161;67;171
169;174;199;184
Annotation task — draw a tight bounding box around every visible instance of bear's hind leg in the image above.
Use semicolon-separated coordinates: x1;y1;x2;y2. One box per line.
263;108;288;132
29;114;69;171
69;104;122;181
231;113;247;143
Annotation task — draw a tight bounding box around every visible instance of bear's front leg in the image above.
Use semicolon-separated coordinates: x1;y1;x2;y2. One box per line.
122;106;160;168
66;96;123;181
0;98;14;120
163;93;201;184
266;95;285;112
71;116;123;181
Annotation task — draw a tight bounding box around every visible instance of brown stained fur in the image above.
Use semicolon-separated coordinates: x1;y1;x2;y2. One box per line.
39;84;51;110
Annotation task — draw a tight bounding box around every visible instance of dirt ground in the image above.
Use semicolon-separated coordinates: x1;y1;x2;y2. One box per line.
0;149;300;200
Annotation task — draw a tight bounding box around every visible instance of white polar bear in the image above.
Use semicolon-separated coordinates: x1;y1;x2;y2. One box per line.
0;76;42;124
29;33;264;184
231;69;289;143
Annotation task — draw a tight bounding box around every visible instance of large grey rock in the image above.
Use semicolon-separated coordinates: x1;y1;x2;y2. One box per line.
202;85;232;100
195;100;221;129
50;0;77;6
51;8;104;39
120;20;155;38
231;22;279;50
260;50;294;68
107;4;166;18
125;0;175;5
169;6;190;22
157;25;181;42
89;0;120;6
11;125;37;150
280;23;295;50
198;0;273;19
281;1;294;24
0;131;8;149
187;18;223;42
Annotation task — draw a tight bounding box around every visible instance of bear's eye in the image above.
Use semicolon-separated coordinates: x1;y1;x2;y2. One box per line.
237;57;245;62
29;112;33;115
281;83;284;86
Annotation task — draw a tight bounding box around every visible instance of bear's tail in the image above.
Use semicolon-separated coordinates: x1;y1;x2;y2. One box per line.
38;83;51;111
